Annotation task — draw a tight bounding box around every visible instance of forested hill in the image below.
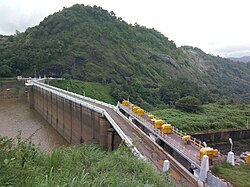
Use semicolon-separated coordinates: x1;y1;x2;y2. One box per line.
0;4;250;107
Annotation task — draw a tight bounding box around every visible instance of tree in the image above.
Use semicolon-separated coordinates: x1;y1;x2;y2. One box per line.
15;30;20;36
175;96;203;113
110;11;116;17
0;65;12;77
160;78;212;105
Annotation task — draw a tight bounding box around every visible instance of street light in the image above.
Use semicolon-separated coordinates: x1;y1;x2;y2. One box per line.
227;138;235;166
229;138;233;152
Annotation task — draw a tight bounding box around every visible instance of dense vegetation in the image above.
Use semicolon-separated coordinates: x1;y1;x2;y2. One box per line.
175;96;203;113
152;103;250;133
0;4;250;108
0;135;171;186
211;163;250;187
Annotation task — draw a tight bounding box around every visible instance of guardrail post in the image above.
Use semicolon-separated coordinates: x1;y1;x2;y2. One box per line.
163;160;170;172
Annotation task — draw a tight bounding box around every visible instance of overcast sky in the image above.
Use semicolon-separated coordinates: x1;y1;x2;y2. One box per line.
0;0;250;57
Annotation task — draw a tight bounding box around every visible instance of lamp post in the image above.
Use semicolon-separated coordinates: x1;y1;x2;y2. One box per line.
229;138;233;152
227;138;235;166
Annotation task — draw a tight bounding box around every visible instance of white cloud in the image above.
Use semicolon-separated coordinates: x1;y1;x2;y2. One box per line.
0;0;250;57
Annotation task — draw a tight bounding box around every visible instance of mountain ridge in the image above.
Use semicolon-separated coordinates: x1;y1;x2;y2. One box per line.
229;56;250;63
0;4;250;107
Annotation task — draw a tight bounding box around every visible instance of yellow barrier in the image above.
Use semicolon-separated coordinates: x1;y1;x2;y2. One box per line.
182;135;191;142
132;106;140;113
161;124;172;134
122;100;129;106
213;149;218;157
136;108;145;116
200;147;214;160
154;120;164;129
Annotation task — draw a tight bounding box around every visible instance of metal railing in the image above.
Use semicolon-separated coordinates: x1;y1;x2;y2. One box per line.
172;127;203;148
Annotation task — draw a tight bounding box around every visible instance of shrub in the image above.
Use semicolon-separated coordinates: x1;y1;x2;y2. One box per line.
175;96;203;113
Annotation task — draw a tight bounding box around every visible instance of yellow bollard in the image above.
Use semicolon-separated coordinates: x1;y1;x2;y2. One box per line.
136;108;145;116
132;106;140;113
154;120;164;129
246;154;250;166
200;147;214;160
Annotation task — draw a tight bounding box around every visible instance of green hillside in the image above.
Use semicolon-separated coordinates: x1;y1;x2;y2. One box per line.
1;4;250;108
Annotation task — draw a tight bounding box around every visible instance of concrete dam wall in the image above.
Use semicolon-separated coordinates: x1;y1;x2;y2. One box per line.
27;84;121;150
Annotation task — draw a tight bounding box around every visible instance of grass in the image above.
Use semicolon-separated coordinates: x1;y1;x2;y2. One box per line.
0;135;172;186
152;103;250;133
50;79;116;105
211;163;250;187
